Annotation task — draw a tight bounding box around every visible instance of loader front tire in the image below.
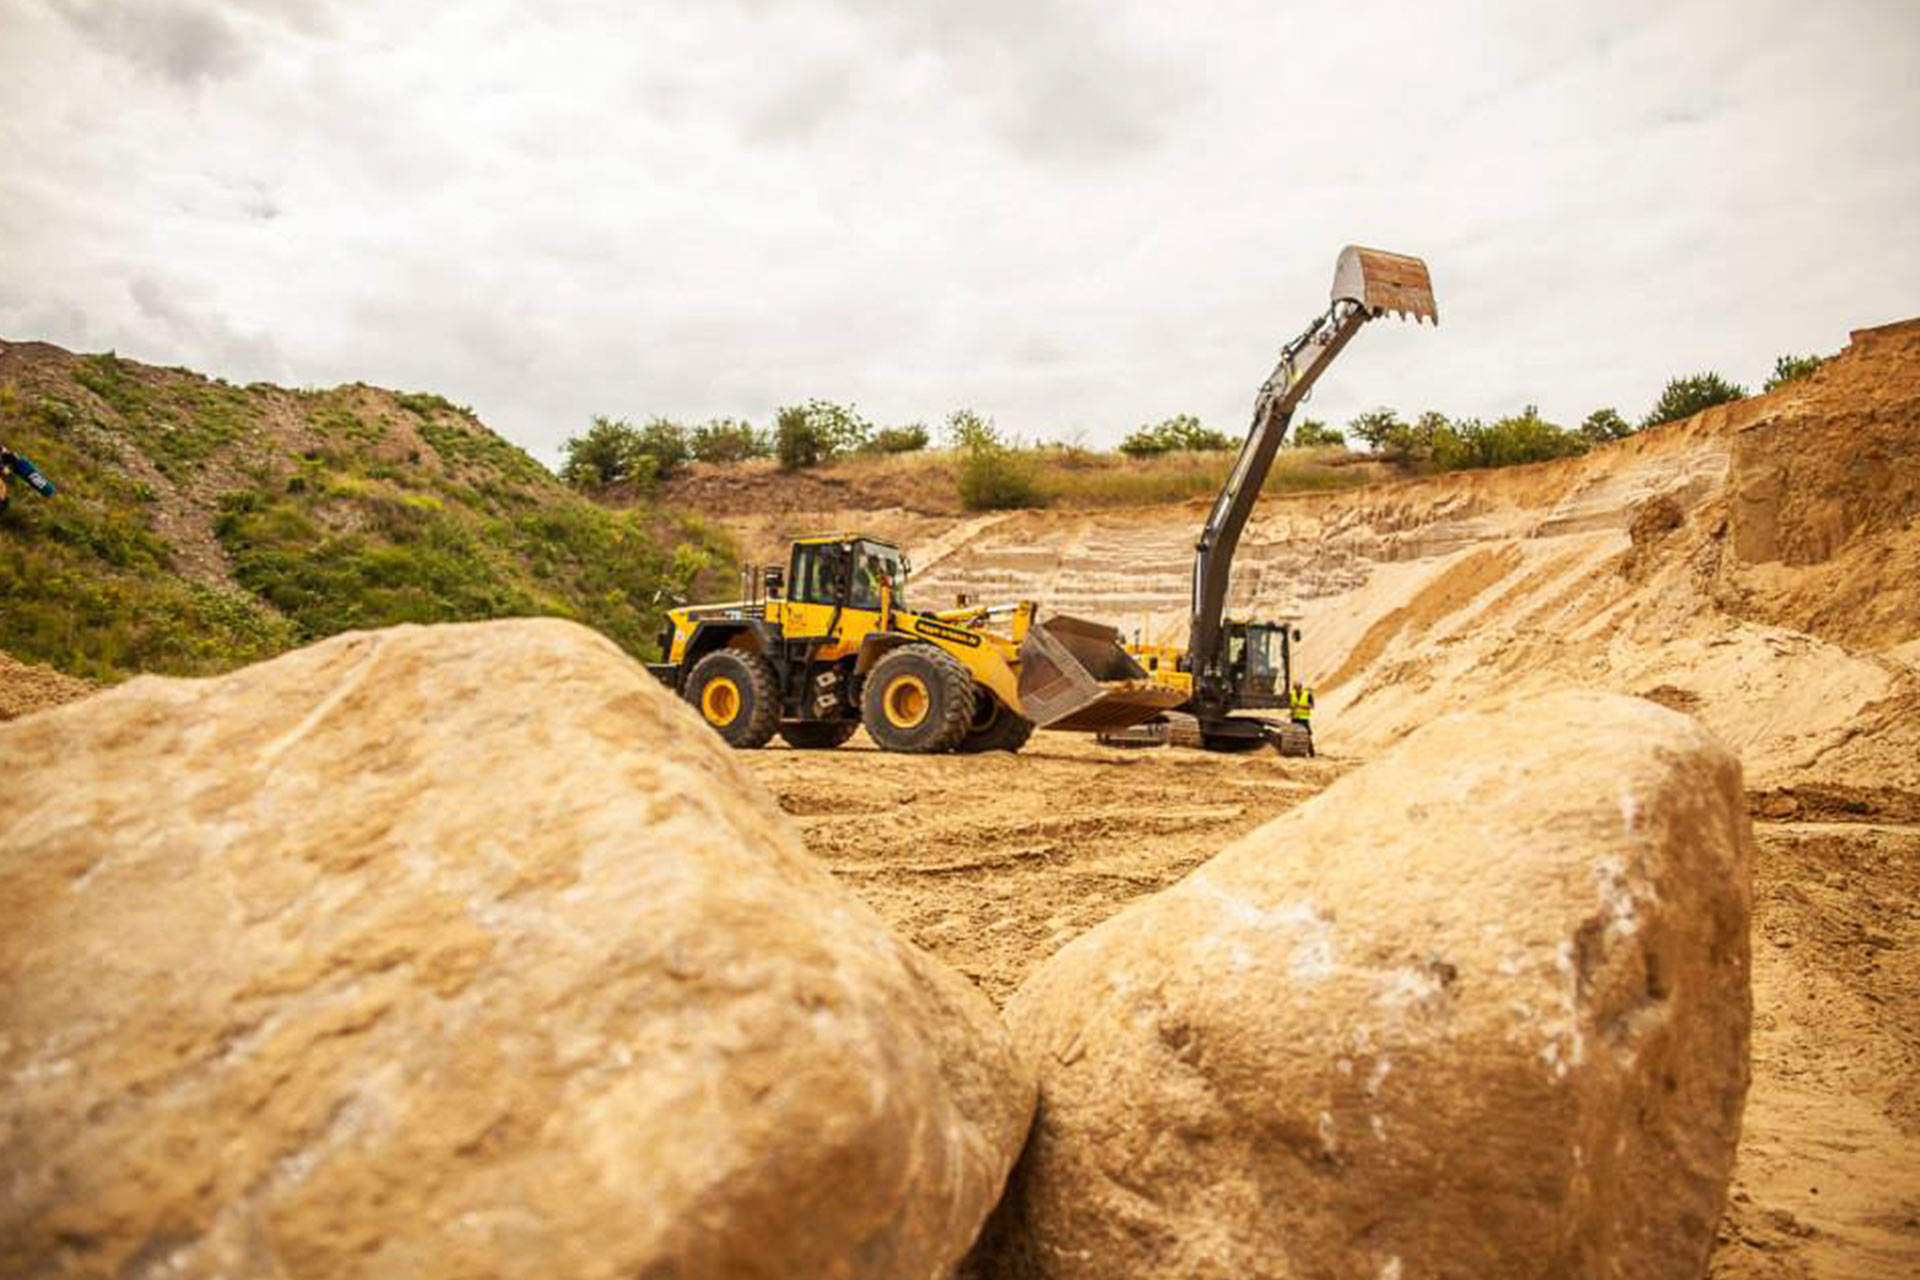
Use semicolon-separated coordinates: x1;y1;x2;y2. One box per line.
862;644;975;753
954;692;1035;754
685;650;779;749
778;719;859;750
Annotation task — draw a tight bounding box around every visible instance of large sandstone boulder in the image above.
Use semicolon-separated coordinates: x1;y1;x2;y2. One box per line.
0;619;1033;1279
972;690;1752;1280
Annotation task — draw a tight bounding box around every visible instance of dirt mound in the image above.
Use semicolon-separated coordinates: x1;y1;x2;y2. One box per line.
653;455;965;518
0;650;91;721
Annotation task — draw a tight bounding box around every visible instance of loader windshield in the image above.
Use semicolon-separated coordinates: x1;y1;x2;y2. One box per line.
850;541;907;610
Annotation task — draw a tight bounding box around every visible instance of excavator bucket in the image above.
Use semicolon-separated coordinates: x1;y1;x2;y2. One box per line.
1017;614;1188;732
1331;246;1439;324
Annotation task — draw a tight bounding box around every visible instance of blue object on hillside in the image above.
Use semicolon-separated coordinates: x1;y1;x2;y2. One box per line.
8;451;55;497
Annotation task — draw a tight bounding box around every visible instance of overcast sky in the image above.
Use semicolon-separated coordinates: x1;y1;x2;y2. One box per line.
2;0;1915;462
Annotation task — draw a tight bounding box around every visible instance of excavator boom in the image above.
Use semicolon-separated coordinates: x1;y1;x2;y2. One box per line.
1186;246;1437;715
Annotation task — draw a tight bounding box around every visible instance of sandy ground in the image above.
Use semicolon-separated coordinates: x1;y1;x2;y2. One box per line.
745;732;1920;1279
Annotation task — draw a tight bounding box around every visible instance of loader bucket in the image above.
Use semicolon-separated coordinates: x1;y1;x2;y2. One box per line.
1016;615;1188;733
1331;245;1439;324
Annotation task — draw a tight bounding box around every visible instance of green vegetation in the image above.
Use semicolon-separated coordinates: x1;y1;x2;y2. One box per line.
1430;407;1587;471
950;410;1043;511
689;417;770;463
1579;407;1633;444
558;415;695;488
1764;353;1826;392
1642;372;1746;428
69;352;255;483
866;423;930;454
213;469;722;659
1289;419;1344;448
776;399;873;470
394;390;472;418
1119;414;1234;457
0;353;733;683
1345;405;1587;471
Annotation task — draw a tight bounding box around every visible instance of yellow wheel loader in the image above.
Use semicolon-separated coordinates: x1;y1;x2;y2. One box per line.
1112;245;1439;756
649;533;1184;753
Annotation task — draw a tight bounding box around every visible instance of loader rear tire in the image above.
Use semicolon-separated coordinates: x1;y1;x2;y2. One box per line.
685;650;779;749
955;693;1035;754
778;720;859;750
862;644;975;754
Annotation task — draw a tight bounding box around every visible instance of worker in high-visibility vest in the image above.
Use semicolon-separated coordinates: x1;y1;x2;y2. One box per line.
1289;679;1315;756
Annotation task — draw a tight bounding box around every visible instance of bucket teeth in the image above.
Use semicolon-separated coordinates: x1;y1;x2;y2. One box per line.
1331;246;1439;325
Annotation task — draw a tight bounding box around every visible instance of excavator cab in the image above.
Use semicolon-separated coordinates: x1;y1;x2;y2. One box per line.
1221;620;1293;710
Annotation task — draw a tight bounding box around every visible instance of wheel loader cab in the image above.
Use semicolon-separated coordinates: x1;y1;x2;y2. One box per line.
779;537;910;650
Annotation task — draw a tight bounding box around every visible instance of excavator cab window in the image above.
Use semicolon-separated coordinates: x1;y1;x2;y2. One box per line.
1243;624;1279;697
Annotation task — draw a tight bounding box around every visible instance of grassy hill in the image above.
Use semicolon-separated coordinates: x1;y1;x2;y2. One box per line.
0;340;733;681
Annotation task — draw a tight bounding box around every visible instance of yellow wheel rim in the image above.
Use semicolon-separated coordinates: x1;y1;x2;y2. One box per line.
883;674;931;729
702;676;742;726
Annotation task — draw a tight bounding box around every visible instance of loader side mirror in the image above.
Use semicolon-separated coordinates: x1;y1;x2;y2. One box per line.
763;567;784;598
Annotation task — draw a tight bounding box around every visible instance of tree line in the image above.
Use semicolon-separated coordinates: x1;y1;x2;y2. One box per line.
558;402;932;490
560;353;1826;493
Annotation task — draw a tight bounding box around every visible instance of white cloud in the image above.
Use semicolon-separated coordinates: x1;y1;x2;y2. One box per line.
1;0;1916;464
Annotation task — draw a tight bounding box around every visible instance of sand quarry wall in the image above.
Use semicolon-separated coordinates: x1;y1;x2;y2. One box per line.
900;318;1920;796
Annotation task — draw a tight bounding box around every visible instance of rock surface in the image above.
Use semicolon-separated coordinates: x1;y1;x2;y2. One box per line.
971;690;1753;1280
0;619;1033;1280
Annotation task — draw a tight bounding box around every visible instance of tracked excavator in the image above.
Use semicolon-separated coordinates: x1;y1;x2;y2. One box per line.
1112;245;1439;755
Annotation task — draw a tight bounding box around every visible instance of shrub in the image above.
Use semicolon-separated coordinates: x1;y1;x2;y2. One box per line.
394;391;471;418
689;417;770;463
1643;373;1746;429
560;416;645;488
1763;353;1825;392
775;399;872;471
633;416;692;480
1579;407;1633;444
1344;408;1406;454
866;423;931;454
1119;414;1234;457
558;415;690;488
949;410;1042;511
1432;406;1587;471
1289;419;1345;448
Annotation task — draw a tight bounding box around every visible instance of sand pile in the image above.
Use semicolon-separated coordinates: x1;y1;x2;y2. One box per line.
0;651;91;722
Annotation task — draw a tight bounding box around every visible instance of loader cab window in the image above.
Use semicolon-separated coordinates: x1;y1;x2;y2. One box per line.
789;540;908;609
850;542;907;610
789;543;849;606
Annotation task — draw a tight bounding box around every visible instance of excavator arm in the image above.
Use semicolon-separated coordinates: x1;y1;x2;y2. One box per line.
1187;246;1437;711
